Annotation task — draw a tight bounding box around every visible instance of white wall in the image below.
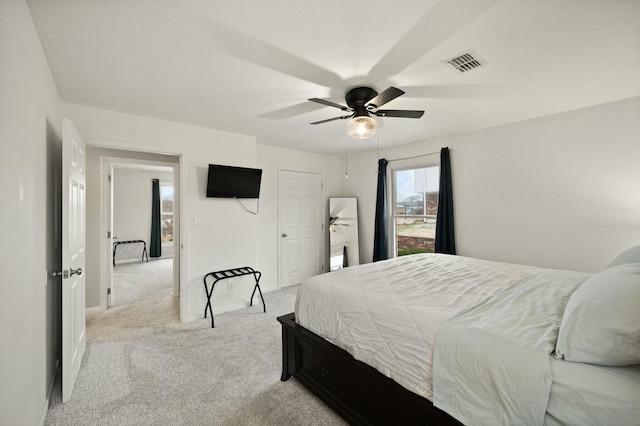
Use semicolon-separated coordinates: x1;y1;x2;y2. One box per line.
347;97;640;273
0;0;62;423
71;105;349;320
256;145;344;291
113;168;174;262
64;103;258;322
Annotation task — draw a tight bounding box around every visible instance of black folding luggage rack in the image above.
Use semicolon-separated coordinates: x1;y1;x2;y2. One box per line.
203;266;266;328
113;239;149;267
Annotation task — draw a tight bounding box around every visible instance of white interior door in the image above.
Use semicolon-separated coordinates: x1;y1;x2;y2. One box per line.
279;170;324;287
62;118;87;403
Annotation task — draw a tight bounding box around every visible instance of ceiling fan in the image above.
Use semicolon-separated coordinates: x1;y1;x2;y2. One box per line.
329;216;355;232
308;86;425;139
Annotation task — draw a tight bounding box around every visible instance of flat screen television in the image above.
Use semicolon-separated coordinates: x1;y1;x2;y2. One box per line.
206;164;262;198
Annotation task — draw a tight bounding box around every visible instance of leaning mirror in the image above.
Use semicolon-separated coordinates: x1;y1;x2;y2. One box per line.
329;197;360;271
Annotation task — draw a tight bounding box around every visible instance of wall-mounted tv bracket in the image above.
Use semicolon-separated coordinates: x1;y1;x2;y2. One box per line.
203;266;266;328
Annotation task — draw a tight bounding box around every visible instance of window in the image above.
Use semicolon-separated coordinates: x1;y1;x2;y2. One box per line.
160;183;174;243
391;165;439;257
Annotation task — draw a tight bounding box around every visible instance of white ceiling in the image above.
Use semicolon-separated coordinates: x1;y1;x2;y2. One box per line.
27;0;640;155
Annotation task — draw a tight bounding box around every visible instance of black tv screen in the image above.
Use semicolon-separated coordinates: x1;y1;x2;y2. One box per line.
206;164;262;198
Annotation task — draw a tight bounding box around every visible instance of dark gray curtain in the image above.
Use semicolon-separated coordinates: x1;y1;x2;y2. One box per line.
150;179;162;258
343;245;348;268
435;147;456;255
373;158;389;262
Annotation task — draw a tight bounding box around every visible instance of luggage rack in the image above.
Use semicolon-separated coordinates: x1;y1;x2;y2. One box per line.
203;266;266;328
113;239;149;267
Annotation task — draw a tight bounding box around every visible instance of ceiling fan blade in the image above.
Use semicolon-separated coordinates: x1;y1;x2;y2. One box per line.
400;85;508;99
207;22;343;88
310;115;351;125
308;98;350;111
375;109;425;119
366;87;405;108
259;102;326;120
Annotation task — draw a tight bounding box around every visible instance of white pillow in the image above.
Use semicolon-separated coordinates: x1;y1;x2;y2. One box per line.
605;244;640;269
556;263;640;366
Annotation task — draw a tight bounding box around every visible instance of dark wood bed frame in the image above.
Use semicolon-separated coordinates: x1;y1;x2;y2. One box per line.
278;313;462;425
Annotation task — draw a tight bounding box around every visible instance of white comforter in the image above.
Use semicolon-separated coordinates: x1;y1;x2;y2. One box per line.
433;268;590;425
295;253;539;400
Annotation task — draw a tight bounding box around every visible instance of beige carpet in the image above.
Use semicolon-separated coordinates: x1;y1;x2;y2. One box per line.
45;258;346;425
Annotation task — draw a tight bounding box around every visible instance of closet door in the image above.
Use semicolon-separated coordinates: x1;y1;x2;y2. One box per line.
279;169;324;287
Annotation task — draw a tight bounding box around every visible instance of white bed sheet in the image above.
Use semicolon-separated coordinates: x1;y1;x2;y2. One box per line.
295;253;538;400
433;269;591;425
545;359;640;426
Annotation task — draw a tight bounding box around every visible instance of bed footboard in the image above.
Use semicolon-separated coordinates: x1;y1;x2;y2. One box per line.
277;313;461;425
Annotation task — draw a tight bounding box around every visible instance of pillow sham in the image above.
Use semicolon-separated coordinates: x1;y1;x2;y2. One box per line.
556;263;640;366
604;244;640;269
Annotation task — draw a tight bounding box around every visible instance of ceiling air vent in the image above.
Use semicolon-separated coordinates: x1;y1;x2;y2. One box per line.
444;50;486;73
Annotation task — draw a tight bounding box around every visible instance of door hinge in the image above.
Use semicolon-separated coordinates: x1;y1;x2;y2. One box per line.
108;174;111;182
107;231;111;238
107;288;111;295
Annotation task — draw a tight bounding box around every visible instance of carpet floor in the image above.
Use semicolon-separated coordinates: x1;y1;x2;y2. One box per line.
45;259;346;425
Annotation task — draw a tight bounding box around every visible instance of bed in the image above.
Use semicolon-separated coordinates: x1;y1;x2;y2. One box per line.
278;249;640;425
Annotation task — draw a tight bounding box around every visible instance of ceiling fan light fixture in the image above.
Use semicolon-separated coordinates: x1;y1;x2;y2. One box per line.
347;115;376;139
309;86;423;138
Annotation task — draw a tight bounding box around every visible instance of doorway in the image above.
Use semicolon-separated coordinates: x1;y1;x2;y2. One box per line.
100;154;181;316
110;163;175;307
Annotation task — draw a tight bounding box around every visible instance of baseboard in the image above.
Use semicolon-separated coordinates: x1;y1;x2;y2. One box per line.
188;285;284;323
39;358;60;426
260;284;280;294
86;305;104;315
212;301;249;316
191;299;262;323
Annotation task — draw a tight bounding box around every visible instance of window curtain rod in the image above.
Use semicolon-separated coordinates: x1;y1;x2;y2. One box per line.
387;149;443;163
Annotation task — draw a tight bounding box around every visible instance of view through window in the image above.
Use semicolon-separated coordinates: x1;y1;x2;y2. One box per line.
160;183;174;243
392;166;439;256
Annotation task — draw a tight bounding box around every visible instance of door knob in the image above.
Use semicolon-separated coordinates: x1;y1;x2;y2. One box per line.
50;269;82;279
282;233;288;238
